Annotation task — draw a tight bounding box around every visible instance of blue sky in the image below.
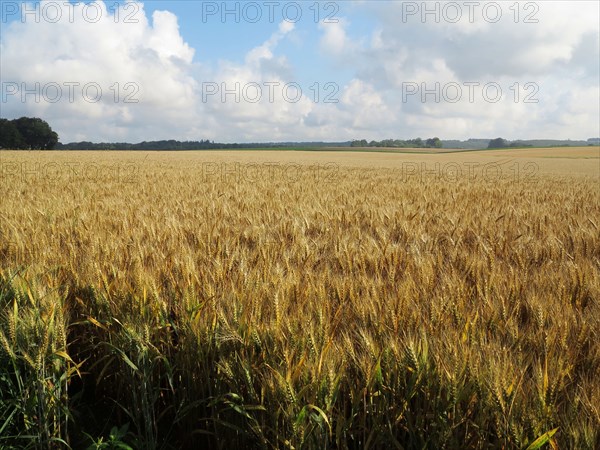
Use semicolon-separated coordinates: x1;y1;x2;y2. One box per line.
1;1;599;143
139;1;364;92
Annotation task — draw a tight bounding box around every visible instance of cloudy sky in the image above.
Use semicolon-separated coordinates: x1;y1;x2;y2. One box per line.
0;0;598;143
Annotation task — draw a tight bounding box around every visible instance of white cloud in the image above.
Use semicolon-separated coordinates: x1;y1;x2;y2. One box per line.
198;20;317;142
246;20;294;65
319;19;352;55
1;1;201;142
312;0;600;140
0;0;598;143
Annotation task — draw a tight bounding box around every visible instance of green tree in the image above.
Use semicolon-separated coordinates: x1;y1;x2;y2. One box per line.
12;117;59;149
351;139;368;147
487;137;507;149
0;119;25;149
426;137;442;148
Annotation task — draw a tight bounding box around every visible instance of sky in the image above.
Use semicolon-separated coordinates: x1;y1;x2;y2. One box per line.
0;0;599;143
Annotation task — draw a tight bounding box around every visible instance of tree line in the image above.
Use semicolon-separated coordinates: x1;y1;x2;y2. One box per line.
351;137;442;148
3;117;563;152
487;138;533;149
54;140;302;150
0;117;58;150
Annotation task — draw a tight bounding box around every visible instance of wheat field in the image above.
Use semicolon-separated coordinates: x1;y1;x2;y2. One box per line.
0;148;598;449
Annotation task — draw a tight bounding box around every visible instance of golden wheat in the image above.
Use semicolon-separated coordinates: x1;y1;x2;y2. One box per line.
0;148;598;449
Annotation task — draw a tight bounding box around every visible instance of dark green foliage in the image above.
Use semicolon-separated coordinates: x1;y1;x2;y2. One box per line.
0;117;58;150
350;137;443;148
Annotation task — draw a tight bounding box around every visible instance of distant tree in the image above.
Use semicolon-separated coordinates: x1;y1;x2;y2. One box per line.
349;137;445;149
351;139;369;147
0;119;24;149
11;117;58;149
509;141;532;148
426;137;442;148
487;137;507;149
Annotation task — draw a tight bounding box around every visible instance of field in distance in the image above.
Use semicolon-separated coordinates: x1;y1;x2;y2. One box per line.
0;147;598;449
318;144;600;158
